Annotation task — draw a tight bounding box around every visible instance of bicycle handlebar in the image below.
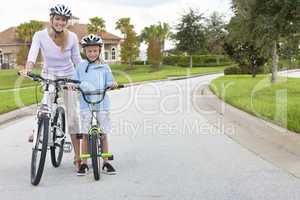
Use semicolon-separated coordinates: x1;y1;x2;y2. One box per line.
77;84;124;105
18;71;124;105
17;72;81;84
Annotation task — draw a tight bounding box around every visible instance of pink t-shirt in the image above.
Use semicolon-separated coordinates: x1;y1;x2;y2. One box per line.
27;28;82;76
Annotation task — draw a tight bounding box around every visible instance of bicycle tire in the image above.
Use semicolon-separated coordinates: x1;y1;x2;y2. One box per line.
90;132;101;180
50;106;66;167
31;115;49;186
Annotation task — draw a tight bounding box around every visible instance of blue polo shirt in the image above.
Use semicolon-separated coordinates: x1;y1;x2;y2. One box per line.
75;60;114;111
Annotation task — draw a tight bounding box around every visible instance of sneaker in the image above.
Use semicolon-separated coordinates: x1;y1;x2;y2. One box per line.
102;162;117;175
77;163;89;176
28;134;33;143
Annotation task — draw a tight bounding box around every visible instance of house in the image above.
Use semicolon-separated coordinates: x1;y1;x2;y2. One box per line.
0;16;122;69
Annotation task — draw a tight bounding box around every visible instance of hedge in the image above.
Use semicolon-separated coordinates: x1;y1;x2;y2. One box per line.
163;55;233;67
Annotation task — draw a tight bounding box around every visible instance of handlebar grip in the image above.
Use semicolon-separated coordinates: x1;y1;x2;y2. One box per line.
56;78;81;84
69;79;81;84
17;71;42;81
117;84;125;89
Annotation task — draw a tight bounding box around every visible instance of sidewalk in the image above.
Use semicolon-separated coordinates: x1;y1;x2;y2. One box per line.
196;85;300;178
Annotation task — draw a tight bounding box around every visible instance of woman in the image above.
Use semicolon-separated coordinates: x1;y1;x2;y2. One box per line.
21;4;82;170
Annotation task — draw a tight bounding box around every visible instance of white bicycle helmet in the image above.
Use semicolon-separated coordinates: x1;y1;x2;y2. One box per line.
80;34;103;48
50;4;72;19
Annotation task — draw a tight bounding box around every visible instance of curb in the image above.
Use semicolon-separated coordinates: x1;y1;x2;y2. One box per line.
196;85;300;178
0;104;37;125
123;72;222;87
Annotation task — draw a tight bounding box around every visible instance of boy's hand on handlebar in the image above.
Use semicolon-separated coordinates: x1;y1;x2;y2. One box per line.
108;82;118;89
65;83;77;91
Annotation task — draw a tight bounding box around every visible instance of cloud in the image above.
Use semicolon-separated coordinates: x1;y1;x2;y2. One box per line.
94;0;176;7
0;0;233;40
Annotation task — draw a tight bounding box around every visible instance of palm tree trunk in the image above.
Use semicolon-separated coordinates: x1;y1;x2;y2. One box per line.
271;40;278;83
189;55;193;68
128;56;132;70
252;65;257;78
159;40;164;67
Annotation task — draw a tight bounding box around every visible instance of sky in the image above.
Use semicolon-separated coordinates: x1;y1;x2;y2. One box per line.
0;0;233;50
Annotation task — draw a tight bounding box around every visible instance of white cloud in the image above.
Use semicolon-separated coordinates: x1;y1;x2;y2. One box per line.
0;0;233;50
99;0;175;7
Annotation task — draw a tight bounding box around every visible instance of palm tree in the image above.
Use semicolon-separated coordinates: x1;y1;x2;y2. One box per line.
116;18;132;39
87;17;106;37
141;23;171;68
156;22;171;54
16;20;44;44
141;25;162;69
115;17;140;69
16;20;44;66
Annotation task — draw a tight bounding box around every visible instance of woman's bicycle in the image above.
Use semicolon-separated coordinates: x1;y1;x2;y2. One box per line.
75;84;124;180
18;72;80;186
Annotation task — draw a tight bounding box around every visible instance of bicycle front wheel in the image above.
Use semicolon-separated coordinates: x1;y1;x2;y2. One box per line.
50;106;66;167
31;115;49;186
90;132;101;181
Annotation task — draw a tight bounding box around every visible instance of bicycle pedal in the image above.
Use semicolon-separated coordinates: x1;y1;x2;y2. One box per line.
63;142;72;153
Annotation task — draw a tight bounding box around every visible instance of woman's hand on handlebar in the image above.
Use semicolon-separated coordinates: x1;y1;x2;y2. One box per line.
19;68;32;76
19;62;34;76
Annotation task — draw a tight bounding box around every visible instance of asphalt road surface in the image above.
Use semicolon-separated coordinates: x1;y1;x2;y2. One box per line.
1;74;300;200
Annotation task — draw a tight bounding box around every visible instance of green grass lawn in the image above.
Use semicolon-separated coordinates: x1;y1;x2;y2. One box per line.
111;64;226;83
0;87;43;114
0;64;226;114
210;75;300;133
1;64;225;90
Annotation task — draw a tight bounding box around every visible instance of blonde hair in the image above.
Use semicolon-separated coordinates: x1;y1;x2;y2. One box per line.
48;16;69;52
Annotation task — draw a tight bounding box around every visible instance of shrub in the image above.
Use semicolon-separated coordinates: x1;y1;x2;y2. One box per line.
224;66;242;75
133;60;147;65
163;55;234;67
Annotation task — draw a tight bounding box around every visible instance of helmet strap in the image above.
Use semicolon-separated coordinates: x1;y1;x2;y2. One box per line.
51;26;64;35
84;48;100;73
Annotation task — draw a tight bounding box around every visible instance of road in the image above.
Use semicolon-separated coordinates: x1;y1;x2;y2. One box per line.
279;69;300;78
1;74;300;200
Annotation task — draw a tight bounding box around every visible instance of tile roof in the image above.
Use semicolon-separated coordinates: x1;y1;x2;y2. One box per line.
0;22;121;45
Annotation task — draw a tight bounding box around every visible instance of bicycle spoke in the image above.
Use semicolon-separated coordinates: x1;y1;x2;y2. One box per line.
54;143;61;148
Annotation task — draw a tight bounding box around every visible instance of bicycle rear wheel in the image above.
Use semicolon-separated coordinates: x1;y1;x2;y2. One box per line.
90;132;101;180
31;115;49;186
50;106;66;167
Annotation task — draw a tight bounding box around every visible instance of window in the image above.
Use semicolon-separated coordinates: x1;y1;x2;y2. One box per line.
104;51;109;60
0;49;3;65
111;47;116;60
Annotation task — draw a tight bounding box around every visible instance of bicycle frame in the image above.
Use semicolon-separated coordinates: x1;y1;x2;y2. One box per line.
20;72;80;185
78;89;115;161
33;81;64;148
20;72;78;150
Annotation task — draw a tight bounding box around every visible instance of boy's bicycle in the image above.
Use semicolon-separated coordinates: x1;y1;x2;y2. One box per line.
18;72;80;186
76;84;124;180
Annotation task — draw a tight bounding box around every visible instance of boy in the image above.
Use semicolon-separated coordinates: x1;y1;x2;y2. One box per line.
75;34;117;176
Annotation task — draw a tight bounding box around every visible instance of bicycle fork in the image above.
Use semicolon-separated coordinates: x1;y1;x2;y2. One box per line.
79;111;113;160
